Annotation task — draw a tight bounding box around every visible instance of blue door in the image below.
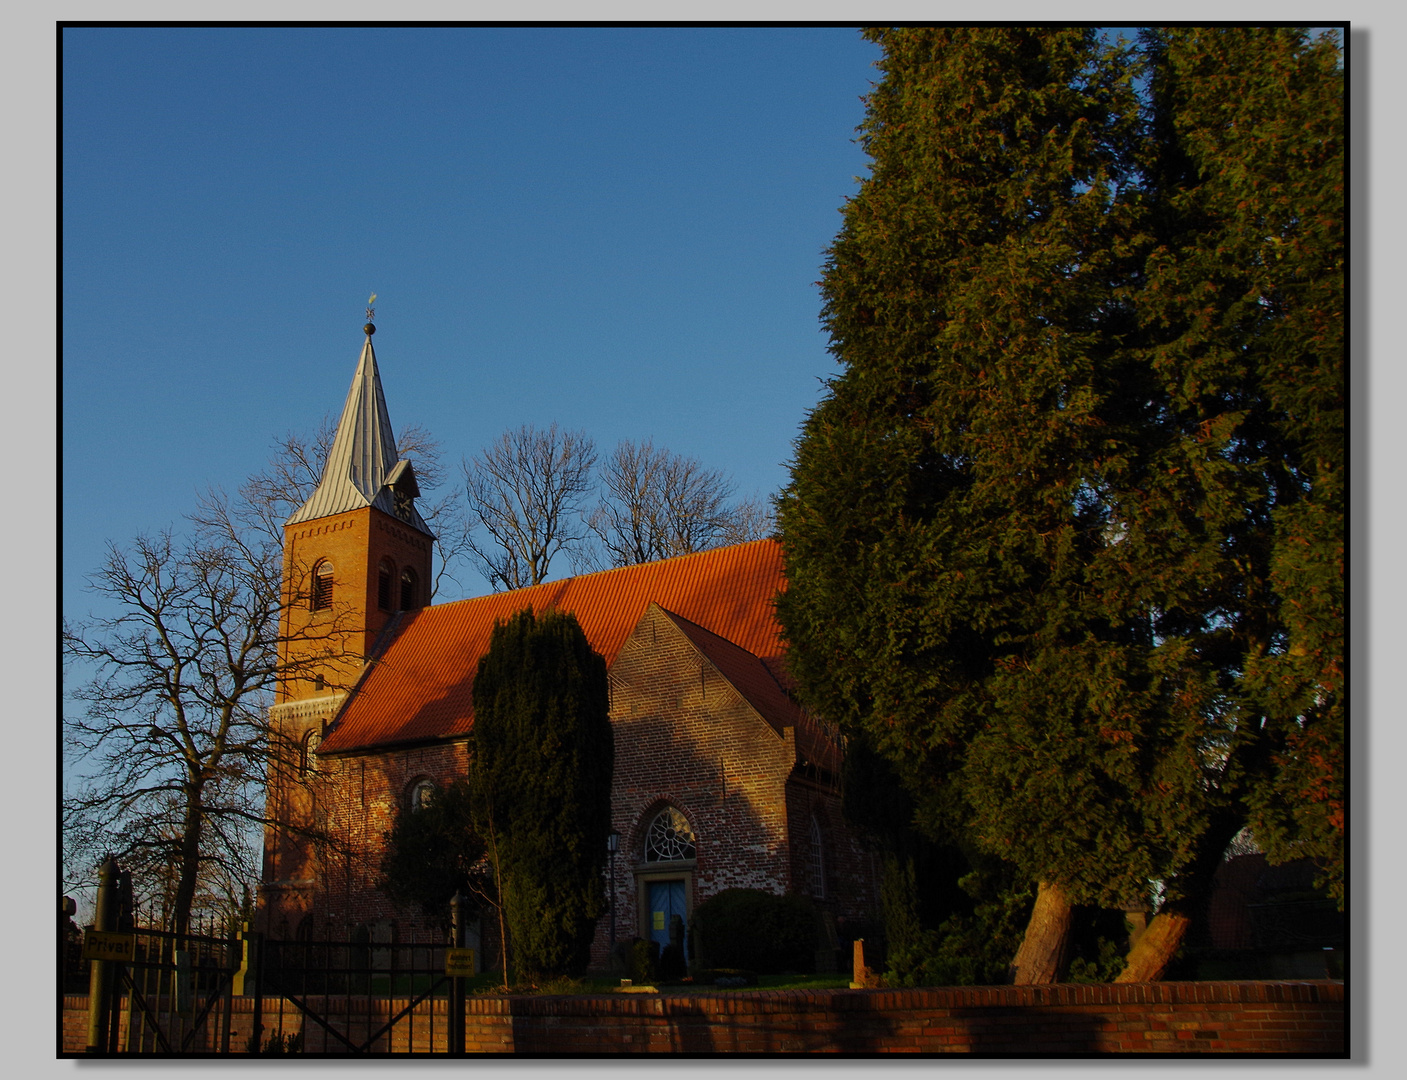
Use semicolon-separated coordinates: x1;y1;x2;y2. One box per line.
648;881;688;962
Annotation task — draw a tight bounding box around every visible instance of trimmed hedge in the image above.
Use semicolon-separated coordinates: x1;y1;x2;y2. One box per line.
690;889;816;974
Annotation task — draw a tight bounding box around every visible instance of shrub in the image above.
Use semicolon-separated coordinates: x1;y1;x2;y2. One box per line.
690;967;758;987
690;889;816;974
627;937;658;983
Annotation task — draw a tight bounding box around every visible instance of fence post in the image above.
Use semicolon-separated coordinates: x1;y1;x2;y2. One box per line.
220;921;237;1054
449;892;465;1055
233;920;260;998
249;931;265;1055
85;857;119;1054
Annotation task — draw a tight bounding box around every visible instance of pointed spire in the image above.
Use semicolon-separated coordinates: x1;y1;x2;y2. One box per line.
285;321;434;537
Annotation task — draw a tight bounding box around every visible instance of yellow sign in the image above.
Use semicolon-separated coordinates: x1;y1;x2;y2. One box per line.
653;911;665;931
83;930;136;963
445;947;476;977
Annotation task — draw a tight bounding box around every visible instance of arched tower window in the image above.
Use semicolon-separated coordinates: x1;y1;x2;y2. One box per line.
400;567;419;611
312;560;334;611
299;729;322;777
644;806;696;862
409;778;435;813
377;559;395;611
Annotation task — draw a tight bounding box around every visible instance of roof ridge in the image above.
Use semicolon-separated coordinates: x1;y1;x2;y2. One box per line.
421;539;781;616
316;536;787;755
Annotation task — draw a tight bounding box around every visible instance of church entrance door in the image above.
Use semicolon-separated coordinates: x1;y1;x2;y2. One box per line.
647;880;688;962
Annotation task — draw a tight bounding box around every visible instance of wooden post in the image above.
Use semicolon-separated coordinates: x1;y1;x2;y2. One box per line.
850;938;867;989
85;858;119;1053
233;922;259;997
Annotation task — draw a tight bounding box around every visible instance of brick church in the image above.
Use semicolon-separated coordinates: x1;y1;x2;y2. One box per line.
258;320;879;970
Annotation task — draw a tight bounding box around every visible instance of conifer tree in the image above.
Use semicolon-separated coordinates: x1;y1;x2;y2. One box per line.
468;608;613;978
778;27;1342;983
1135;27;1345;908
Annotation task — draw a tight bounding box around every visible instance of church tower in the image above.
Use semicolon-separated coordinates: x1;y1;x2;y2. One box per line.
277;310;436;707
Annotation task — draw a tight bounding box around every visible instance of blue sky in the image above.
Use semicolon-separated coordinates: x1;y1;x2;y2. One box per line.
63;26;882;609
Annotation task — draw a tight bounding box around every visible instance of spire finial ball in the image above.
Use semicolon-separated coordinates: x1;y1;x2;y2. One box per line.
364;322;376;336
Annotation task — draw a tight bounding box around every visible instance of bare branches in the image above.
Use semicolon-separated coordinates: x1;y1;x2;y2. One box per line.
459;429;776;585
63;526;289;932
463;423;598;591
64;489;355;931
584;439;774;569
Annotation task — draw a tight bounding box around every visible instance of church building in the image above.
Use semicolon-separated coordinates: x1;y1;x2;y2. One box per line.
258;319;879;971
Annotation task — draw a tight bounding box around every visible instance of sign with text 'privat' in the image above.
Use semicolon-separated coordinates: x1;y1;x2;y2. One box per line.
83;930;137;962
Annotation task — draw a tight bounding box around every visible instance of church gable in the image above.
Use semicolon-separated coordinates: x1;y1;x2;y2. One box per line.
609;603;794;748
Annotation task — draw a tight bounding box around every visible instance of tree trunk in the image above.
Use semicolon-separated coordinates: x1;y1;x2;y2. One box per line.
173;793;206;937
1116;910;1192;982
1116;812;1245;982
1010;880;1074;984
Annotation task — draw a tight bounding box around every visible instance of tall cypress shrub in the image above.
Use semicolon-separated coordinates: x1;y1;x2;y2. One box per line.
469;607;613;978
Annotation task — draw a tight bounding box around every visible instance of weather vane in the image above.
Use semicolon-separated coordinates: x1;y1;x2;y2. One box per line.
364;293;377;336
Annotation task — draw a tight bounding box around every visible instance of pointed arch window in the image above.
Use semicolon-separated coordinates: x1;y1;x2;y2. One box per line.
299;729;322;777
808;814;827;900
400;567;419;611
312;560;334;611
377;559;395;611
644;807;696;862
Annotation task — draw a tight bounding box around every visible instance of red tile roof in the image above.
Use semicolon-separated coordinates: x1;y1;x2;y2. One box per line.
318;539;797;755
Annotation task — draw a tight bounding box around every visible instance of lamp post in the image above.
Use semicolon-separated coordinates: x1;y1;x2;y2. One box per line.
607;831;620;948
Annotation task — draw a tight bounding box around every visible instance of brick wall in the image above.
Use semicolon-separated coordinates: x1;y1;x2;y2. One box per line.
61;981;1345;1055
280;506;432;706
260;739;472;944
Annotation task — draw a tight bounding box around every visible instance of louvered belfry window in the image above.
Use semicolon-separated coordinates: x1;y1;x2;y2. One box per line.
312;560;334;611
378;559;394;611
400;567;418;611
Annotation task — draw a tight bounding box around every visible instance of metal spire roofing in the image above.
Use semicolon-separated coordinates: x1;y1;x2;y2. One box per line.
285;333;433;536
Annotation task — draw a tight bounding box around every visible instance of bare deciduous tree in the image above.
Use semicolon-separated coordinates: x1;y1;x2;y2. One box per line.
62;526;346;935
62;412;467;933
584;439;774;569
716;493;777;548
463;423;598;591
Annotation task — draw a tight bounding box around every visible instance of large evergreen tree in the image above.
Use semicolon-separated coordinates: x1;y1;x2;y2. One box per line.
778;27;1342;983
1135;27;1345;906
468;607;613;978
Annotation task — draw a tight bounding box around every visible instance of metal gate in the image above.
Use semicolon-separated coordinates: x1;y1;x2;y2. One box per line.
254;935;455;1053
118;925;241;1053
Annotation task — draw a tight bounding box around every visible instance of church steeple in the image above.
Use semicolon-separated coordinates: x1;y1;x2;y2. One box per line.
276;310;436;705
286;315;433;538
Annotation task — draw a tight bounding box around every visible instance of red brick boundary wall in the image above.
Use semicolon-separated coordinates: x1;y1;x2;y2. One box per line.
62;980;1345;1055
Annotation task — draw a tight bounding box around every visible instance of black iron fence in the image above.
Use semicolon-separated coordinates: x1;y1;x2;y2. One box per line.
65;859;475;1055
